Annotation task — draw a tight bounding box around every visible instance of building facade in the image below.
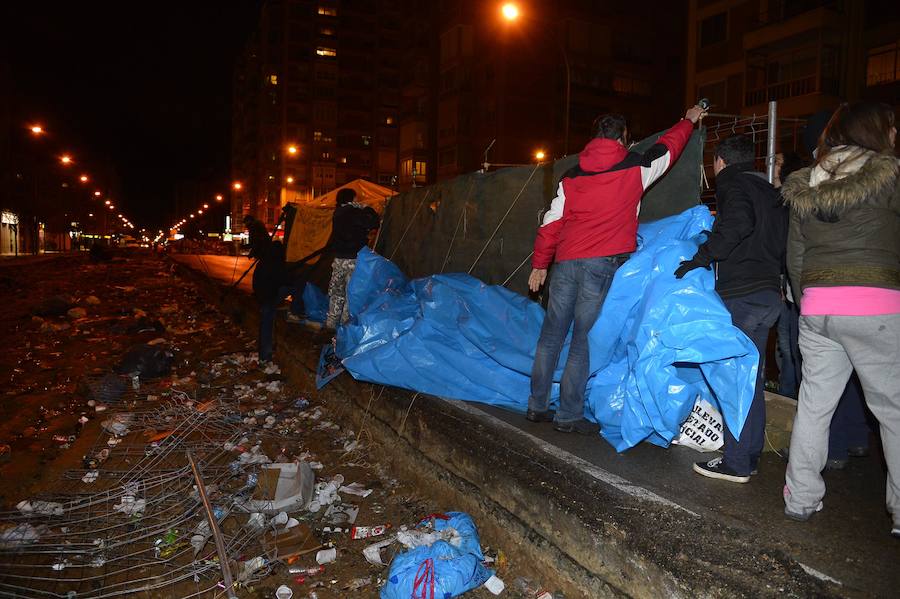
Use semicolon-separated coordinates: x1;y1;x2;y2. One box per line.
686;0;900;121
231;0;403;230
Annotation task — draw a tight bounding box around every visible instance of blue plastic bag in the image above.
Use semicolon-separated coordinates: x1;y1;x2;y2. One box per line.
302;282;328;323
380;512;493;599
337;206;758;451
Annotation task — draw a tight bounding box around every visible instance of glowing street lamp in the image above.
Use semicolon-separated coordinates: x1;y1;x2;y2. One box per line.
190;213;195;218
501;2;519;21
80;175;89;183
30;124;44;135
198;209;204;215
95;191;103;197
60;155;73;165
202;203;209;209
286;176;294;184
233;182;243;191
108;204;114;210
215;194;223;201
534;149;546;161
286;144;299;156
104;199;110;204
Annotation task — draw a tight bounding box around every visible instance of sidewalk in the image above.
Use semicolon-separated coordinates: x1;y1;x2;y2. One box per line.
177;254;900;598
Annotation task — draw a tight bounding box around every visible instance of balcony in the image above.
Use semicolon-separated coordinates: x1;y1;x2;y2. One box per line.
744;74;839;108
744;2;844;51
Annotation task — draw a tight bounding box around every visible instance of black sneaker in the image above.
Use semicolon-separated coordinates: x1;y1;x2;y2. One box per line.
525;409;554;423
553;419;599;435
693;457;750;483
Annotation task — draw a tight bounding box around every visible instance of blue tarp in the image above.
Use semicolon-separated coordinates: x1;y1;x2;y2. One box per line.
336;206;758;451
302;282;328;323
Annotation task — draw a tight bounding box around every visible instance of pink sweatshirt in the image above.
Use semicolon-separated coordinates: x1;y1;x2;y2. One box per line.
802;286;900;316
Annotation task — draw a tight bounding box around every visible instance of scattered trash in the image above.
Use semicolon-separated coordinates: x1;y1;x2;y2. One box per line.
315;344;345;389
339;482;373;498
275;585;293;599
322;502;359;526
362;534;397;566
315;547;337;564
513;578;554;599
344;576;373;592
101;413;134;436
115;343;174;378
17;500;64;517
113;496;145;516
84;295;101;305
67;306;87;320
237;462;314;514
0;523;46;548
351;524;390;540
81;470;99;484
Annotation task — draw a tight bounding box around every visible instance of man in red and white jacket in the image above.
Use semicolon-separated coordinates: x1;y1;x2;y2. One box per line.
526;105;706;434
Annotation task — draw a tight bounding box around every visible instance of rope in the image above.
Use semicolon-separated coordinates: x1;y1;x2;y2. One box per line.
399;392;421;435
440;179;476;273
412;558;435;599
467;163;540;275
388;189;432;261
501;251;534;287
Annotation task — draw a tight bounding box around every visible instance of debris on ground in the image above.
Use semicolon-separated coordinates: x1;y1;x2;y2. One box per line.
0;253;535;598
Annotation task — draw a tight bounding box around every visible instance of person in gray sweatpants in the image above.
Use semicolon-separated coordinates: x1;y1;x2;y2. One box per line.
780;101;900;536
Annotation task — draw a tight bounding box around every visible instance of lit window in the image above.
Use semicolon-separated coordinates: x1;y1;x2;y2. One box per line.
318;7;337;16
320;27;335;36
314;131;323;141
322;151;332;159
385;116;395;125
316;47;337;57
414;161;427;178
361;135;372;146
401;159;412;177
269;74;278;85
340;157;348;164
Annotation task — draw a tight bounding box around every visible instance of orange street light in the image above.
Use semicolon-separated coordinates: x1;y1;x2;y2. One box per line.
286;176;294;184
80;175;89;183
198;209;204;214
30;124;44;135
95;191;102;197
190;213;195;218
118;214;123;218
104;199;110;204
202;203;209;209
108;204;114;210
501;2;520;21
60;154;73;165
287;144;299;155
233;182;242;191
534;149;546;161
215;194;223;201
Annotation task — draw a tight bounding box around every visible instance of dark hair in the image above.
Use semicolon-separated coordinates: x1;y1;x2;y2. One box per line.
336;188;356;206
714;135;754;166
592;114;627;141
816;101;896;164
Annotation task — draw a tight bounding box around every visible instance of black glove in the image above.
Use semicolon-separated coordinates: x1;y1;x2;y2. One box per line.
674;259;707;279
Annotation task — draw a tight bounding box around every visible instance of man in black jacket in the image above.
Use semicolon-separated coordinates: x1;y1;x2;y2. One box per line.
326;188;379;329
247;215;306;363
675;135;788;483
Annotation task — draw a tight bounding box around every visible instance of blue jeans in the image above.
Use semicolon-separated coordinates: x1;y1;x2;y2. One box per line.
258;284;304;362
722;289;782;475
828;373;871;460
529;257;623;423
776;300;801;398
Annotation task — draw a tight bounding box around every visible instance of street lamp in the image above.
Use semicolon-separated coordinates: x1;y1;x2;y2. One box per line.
501;3;519;20
95;191;103;197
286;144;299;156
233;182;242;191
215;194;223;201
80;175;89;183
30;124;44;135
286;176;294;184
534;149;546;161
203;203;209;209
500;3;571;155
60;154;73;165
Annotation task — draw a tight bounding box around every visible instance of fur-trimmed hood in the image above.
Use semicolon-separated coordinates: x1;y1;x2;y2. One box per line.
783;147;898;220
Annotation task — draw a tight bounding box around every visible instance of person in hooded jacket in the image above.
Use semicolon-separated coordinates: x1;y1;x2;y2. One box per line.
326;188;379;329
526;104;706;434
779;101;900;537
677;134;789;483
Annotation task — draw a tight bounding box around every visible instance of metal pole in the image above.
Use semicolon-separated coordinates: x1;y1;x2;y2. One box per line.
187;452;238;599
766;100;777;184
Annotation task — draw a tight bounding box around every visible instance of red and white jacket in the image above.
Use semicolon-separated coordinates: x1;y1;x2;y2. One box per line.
532;119;694;269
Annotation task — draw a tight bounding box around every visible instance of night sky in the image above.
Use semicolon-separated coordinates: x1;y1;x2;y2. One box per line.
4;1;262;230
